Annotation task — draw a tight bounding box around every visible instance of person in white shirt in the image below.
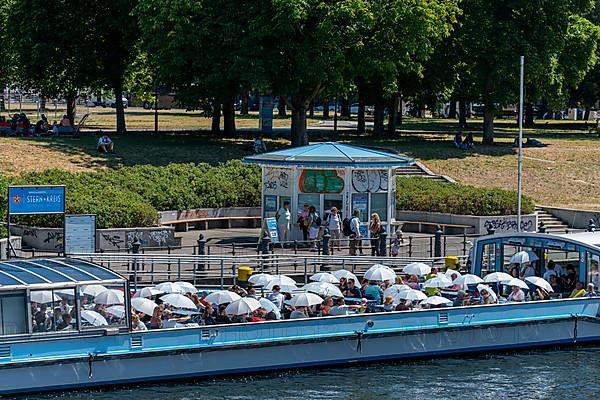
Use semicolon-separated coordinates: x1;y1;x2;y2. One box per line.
507;285;525;302
521;263;536;279
543;261;557;282
349;208;363;256
267;285;285;310
290;306;308;319
275;201;291;242
327;207;342;251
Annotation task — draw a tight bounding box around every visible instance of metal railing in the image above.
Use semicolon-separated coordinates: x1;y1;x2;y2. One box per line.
72;252;468;290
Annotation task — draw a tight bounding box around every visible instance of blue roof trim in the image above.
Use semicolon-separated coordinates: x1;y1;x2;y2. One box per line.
243;142;414;167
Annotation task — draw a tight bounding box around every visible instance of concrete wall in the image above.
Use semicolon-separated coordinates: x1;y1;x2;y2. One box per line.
396;210;537;235
0;237;22;260
10;225;180;252
541;206;600;230
159;207;261;224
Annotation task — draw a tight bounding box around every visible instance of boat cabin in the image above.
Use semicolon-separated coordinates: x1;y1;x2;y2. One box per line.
471;232;600;291
0;258;128;338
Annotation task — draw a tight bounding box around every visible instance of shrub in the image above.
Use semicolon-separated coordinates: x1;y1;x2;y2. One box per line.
395;177;535;216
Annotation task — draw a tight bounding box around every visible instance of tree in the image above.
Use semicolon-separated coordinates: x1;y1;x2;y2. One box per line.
252;0;369;146
137;0;253;136
93;0;140;134
9;0;102;122
350;0;459;136
452;0;600;143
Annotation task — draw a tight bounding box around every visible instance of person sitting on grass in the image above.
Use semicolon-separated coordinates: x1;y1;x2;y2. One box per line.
97;134;114;153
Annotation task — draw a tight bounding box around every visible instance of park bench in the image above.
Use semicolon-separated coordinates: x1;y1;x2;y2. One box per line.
392;220;474;235
161;216;262;232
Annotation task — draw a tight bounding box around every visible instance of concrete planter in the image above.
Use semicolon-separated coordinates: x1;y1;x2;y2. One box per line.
10;225;180;252
396;210;537;235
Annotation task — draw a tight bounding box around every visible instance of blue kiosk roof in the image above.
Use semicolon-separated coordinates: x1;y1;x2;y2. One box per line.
243;142;414;168
0;258;124;287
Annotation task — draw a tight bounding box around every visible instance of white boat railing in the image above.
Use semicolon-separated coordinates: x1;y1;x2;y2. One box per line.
70;253;468;289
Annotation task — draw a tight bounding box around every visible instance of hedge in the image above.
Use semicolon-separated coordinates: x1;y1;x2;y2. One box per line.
395;177;535;216
0;164;533;234
4;160;261;230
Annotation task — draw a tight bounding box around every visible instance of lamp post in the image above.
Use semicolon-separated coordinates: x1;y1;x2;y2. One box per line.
517;56;524;231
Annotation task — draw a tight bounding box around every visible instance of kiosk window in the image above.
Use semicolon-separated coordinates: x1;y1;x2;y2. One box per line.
371;193;388;221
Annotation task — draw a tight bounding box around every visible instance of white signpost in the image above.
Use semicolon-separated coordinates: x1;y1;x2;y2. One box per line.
64;214;97;255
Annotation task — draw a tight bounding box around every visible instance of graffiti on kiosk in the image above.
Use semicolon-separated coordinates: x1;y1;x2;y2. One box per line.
263;168;291;192
352;169;388;192
483;218;534;232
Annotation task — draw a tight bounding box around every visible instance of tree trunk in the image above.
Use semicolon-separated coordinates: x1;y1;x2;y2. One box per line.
387;93;399;136
584;107;591;121
240;94;249;115
278;96;286;117
448;100;457;119
483;105;494;144
66;94;76;126
340;97;350;118
396;94;403;125
211;102;221;134
114;84;126;134
323;101;329;119
524;102;535;127
40;97;46;112
373;103;385;136
290;103;308;147
357;98;366;134
222;98;236;136
458;100;467;128
308;101;314;118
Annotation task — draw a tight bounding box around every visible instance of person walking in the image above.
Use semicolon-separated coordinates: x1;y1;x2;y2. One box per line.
307;206;320;251
327;207;342;251
369;213;382;256
275;201;291;244
297;204;310;243
349;208;363;256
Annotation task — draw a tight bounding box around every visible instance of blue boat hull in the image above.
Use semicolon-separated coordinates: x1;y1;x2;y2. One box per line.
1;299;600;395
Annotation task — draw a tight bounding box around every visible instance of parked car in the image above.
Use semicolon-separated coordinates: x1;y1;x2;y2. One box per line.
104;97;128;108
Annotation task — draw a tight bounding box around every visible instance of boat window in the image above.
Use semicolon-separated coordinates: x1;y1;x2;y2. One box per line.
587;252;600;288
81;284;128;330
0;292;28;335
480;243;497;275
31;288;77;333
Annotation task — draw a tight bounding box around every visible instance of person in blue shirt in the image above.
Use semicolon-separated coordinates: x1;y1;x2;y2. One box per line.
363;280;383;304
97;134;114;153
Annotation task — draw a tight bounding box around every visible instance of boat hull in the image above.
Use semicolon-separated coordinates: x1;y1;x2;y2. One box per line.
1;299;600;395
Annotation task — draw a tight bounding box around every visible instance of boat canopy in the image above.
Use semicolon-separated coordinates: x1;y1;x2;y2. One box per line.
0;258;124;289
471;232;600;286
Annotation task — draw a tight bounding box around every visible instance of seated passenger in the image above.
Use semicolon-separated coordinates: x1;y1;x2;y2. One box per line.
319;296;334;316
533;287;549;300
543;261;557;282
148;306;163;329
569;282;586;298
343;278;362;298
216;304;232;324
507;285;525;302
585;283;597;298
329;297;361;315
562;266;577;293
521;263;536;279
549;275;562;294
481;289;495;304
268;285;285;310
132;314;147;331
453;290;469;307
395;298;411;311
202;305;217;325
290;306;309;319
363;281;383;304
383;296;395;312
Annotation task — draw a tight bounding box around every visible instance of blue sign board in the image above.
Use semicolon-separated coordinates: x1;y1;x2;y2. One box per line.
265;217;280;243
8;186;65;215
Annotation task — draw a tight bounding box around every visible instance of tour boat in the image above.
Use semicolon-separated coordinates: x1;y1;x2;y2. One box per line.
1;231;600;395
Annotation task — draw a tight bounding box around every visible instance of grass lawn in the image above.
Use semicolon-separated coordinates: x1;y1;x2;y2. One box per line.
1;115;598;210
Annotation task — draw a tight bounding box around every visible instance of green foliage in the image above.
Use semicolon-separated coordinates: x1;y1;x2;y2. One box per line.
395;177;535;216
5;161;261;230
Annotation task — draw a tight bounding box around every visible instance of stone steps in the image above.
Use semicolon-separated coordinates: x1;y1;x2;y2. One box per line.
535;206;570;234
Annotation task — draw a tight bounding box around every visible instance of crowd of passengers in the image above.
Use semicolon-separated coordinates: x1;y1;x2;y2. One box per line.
129;258;598;331
29;258;599;333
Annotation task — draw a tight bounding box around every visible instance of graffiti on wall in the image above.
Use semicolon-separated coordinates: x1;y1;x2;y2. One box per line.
263;168;292;194
482;218;534;233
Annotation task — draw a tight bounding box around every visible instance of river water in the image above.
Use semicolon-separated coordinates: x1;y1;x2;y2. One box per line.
17;346;600;400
